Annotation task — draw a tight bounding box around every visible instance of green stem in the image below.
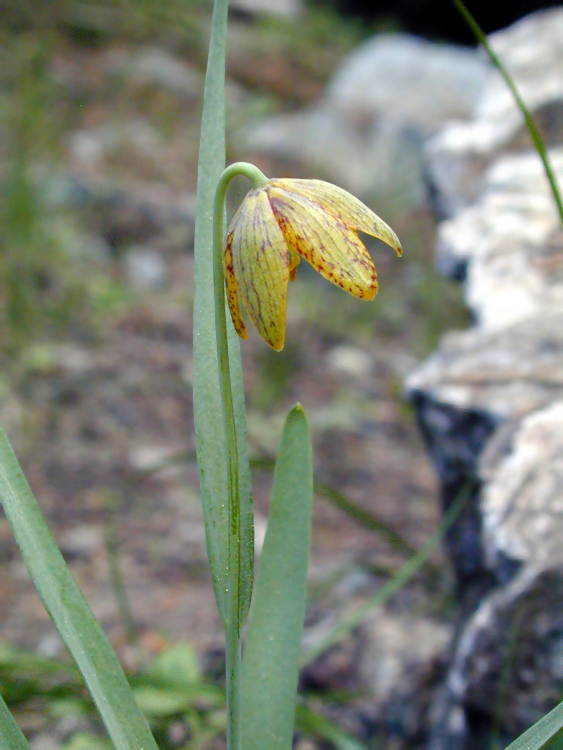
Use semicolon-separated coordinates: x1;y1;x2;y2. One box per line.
213;161;268;750
104;491;139;653
453;0;563;225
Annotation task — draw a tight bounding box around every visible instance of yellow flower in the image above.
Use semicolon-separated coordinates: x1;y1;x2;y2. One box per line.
224;178;402;351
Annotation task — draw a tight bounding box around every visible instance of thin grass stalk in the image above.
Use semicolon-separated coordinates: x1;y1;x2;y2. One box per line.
453;0;563;225
300;482;471;666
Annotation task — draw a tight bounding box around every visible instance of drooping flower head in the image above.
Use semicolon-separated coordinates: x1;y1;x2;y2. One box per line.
224;178;402;351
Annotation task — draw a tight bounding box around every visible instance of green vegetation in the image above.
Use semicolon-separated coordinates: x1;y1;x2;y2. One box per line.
0;1;477;748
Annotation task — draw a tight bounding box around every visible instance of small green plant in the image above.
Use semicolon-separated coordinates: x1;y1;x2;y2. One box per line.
0;1;402;748
3;2;561;750
193;2;400;742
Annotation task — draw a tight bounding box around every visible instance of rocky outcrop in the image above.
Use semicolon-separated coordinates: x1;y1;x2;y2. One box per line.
407;8;563;749
241;34;492;207
425;9;563;220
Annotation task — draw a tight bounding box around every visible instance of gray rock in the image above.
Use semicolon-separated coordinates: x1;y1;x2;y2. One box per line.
407;311;563;423
123;246;168;289
407;12;563;746
407;299;563;600
230;0;301;17
69;119;164;169
450;568;563;737
30;736;58;750
435;149;563;304
243;34;491;206
482;401;563;575
425;8;563;219
102;47;203;98
328;35;489;129
429;403;563;745
326;344;373;378
360;611;451;703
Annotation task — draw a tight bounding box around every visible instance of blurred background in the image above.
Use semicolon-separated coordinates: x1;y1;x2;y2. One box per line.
0;1;557;748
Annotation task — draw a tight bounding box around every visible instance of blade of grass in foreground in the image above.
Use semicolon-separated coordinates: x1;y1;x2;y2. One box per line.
295;704;365;750
301;482;470;666
193;0;253;628
504;701;563;750
453;0;563;225
0;692;31;750
242;405;313;750
0;428;159;750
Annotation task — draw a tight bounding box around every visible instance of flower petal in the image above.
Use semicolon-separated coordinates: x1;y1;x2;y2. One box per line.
269;178;402;256
224;231;248;340
265;184;379;301
229;188;290;351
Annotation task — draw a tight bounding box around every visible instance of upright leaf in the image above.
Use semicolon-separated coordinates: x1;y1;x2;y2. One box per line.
193;0;253;627
241;405;313;750
505;701;563;750
0;692;31;750
0;428;159;750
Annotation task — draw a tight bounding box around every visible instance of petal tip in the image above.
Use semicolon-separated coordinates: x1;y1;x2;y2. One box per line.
268;334;285;352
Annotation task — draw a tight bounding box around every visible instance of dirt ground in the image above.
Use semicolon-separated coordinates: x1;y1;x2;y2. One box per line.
0;5;469;746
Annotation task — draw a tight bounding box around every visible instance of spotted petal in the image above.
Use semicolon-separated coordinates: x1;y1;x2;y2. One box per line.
265;184;379;301
229;188;290;351
224;231;248;340
269;178;402;256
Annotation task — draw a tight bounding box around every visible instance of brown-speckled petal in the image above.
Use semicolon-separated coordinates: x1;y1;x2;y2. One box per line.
265;184;379;300
269;178;402;256
229;188;290;351
224;230;248;340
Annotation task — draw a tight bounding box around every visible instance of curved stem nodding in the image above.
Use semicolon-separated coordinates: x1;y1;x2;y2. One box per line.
212;161;268;750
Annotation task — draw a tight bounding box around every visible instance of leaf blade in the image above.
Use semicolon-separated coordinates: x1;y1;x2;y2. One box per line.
193;0;253;627
0;428;159;750
0;692;31;750
505;701;563;750
241;404;313;750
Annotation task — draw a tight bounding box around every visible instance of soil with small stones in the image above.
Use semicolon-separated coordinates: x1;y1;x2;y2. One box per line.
0;14;461;748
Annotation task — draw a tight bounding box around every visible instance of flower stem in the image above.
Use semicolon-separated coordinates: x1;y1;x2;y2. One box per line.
213;161;268;750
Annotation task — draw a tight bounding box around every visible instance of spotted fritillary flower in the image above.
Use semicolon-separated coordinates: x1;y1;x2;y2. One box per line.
224;178;402;351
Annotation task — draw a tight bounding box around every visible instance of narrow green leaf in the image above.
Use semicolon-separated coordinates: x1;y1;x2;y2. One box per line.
193;0;253;627
300;481;470;667
0;692;31;750
0;428;159;750
241;404;313;750
295;704;365;750
505;702;563;750
453;0;563;225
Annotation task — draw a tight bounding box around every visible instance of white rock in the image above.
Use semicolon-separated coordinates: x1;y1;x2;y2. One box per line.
328;35;490;129
243;34;491;205
124;246;167;289
102;47;203;97
483;401;563;570
361;610;451;702
231;0;301;17
326;344;373;378
436;149;563;330
425;8;563;218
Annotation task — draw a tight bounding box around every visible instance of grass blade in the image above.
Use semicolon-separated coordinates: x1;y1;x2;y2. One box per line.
301;483;470;666
0;427;159;750
193;0;253;628
295;704;365;750
505;702;563;750
0;692;31;749
242;404;313;750
453;0;563;225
